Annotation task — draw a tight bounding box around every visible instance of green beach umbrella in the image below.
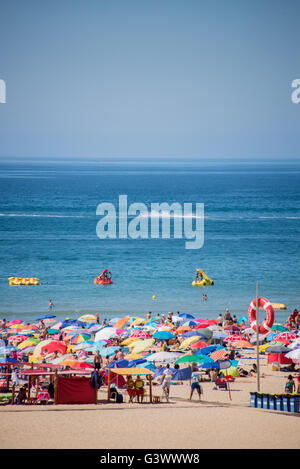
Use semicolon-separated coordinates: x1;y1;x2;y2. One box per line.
47;329;60;335
175;354;214;365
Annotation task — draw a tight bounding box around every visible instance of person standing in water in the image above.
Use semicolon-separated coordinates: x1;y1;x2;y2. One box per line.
48;299;54;311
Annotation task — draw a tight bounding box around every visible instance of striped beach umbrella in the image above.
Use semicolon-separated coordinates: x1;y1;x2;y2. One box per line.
69;333;92;344
224;334;243;342
230;340;253;348
210;349;228;361
273;332;298;341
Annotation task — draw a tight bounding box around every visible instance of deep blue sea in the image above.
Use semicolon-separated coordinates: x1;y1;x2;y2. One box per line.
0;158;300;324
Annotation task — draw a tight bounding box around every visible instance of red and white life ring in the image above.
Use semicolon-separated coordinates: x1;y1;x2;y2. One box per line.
248;297;274;334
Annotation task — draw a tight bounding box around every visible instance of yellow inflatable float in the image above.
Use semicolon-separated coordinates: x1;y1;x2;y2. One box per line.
192;269;214;287
271;303;287;310
8;277;40;286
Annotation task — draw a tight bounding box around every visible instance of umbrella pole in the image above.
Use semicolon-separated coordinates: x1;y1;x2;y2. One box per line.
107;369;111;402
256;281;260;393
225;369;232;401
54;371;58;405
149;375;153;403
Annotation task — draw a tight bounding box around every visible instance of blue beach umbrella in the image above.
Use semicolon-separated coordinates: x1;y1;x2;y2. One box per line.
181;331;206;339
212;331;228;339
201;345;224;355
179;314;195;320
1;356;18;363
153;331;176;340
183;320;198;327
266;333;278;342
36;314;56;321
237;316;248;324
0;346;18;355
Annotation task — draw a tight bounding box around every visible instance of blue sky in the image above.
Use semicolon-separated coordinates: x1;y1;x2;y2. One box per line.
0;0;299;159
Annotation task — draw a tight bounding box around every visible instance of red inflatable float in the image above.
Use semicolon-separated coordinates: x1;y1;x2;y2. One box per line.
248;297;274;334
94;269;113;285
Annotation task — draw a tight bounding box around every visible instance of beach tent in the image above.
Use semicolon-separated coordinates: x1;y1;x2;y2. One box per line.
153;366;192;381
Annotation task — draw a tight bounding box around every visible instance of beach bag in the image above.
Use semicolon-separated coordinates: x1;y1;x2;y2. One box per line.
116;392;123;403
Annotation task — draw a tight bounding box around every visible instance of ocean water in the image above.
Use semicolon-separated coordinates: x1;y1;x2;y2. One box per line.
0;158;300;324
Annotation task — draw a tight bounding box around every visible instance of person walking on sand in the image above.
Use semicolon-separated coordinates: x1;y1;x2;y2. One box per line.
210;368;218;390
161;364;174;402
190;364;202;401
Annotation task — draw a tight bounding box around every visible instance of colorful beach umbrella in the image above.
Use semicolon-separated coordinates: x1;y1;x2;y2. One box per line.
130;338;155;354
190;341;208;350
6;320;24;326
175;354;214;365
273;332;298;341
230;340;253;348
113;316;130;329
36;314;56;321
224;334;243;342
146;351;182;363
40;340;67;355
0;346;18;354
179;336;203;349
176;326;192;334
69;333;92;344
285;348;300;360
179;314;195;319
58;359;93;369
17;338;40;350
7;335;26;344
153;331;176;340
210;349;228;361
271;324;289;333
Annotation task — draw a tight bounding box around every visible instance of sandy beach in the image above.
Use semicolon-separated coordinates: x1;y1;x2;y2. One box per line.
1;357;299;449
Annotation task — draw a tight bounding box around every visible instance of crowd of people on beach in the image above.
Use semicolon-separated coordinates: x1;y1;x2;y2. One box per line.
0;304;300;405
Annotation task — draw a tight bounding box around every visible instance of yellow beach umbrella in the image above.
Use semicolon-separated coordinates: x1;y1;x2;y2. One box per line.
8;323;24;329
130;317;147;326
78;314;97;323
17;338;40;350
259;340;285;352
130;338;155;354
120;337;140;346
124;353;145;360
179;336;202;349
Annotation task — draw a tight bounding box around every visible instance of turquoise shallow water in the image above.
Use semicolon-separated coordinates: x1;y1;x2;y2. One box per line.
0;158;299;324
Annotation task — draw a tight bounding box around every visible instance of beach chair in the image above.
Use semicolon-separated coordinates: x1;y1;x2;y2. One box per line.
216;378;227;390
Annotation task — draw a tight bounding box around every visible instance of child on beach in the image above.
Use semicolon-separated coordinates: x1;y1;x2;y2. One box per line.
285;375;296;393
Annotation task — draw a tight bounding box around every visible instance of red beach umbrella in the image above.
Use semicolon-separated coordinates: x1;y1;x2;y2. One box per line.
224;334;243;342
41;341;67;355
273;332;298;341
190;341;208;349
